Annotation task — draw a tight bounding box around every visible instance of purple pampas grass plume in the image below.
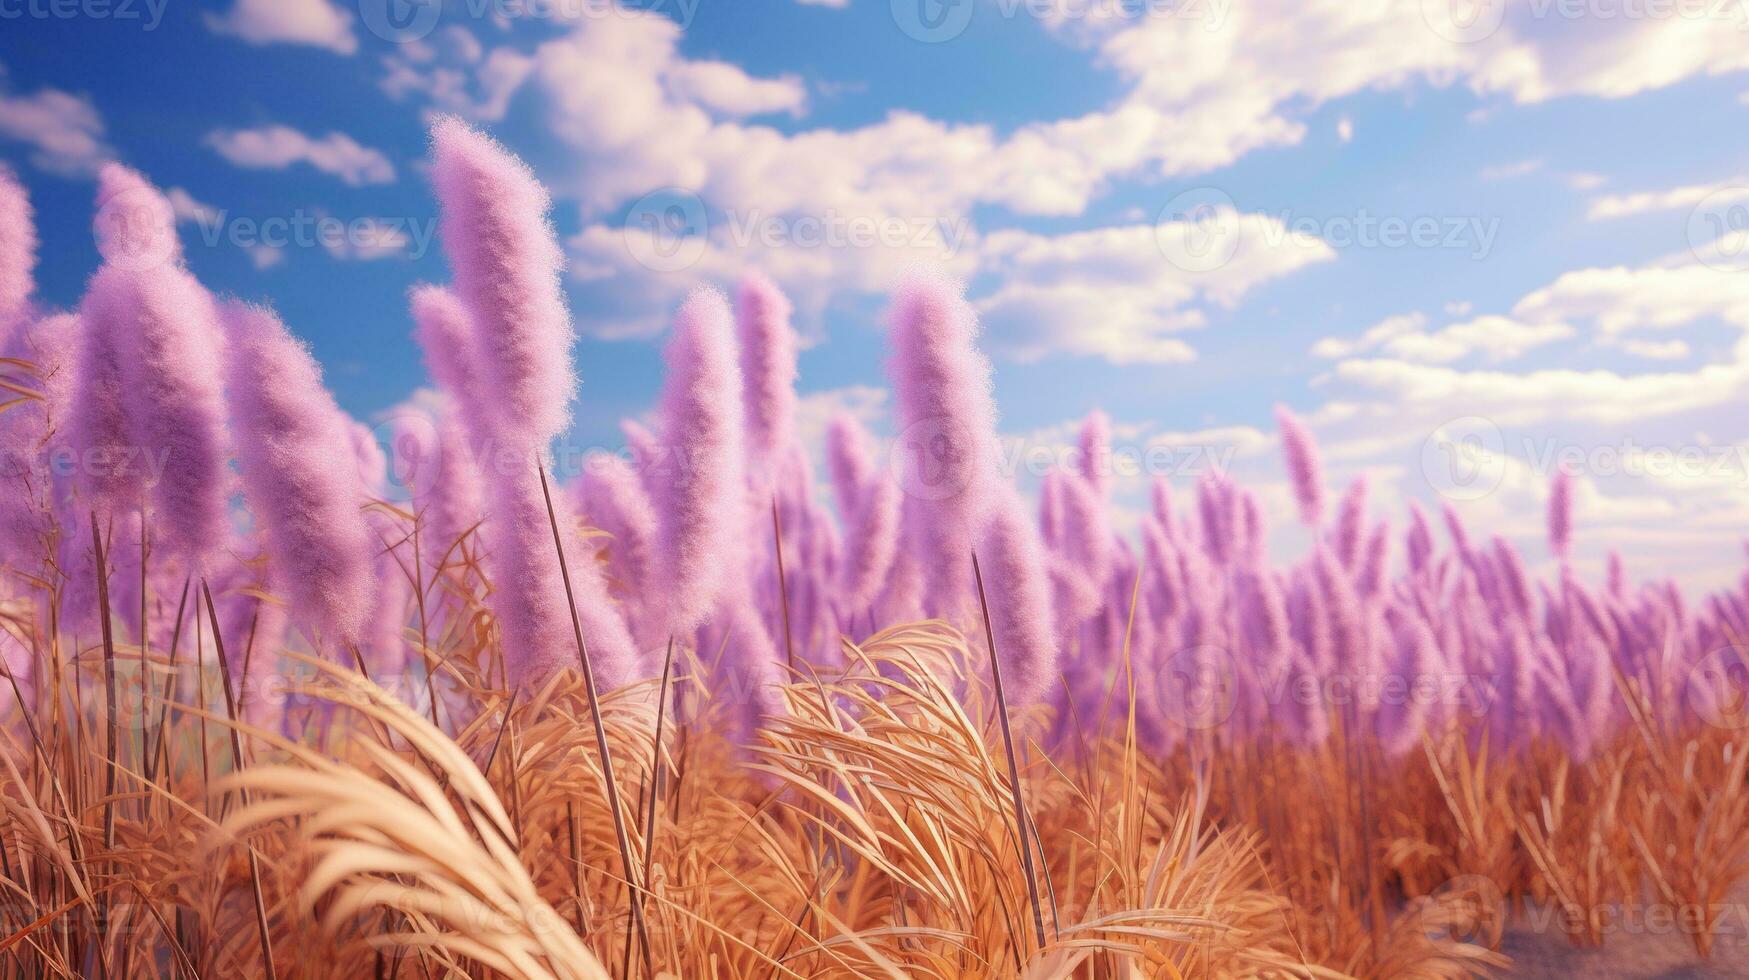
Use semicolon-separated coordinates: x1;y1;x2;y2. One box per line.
1607;550;1627;600
1332;476;1368;570
826;412;877;519
621;418;663;500
409;284;488;438
78;165;229;568
886;270;1000;617
978;486;1058;710
93;163;180;270
430;118;575;446
1057;467;1112;590
1442;502;1474;561
1406;500;1434;575
655;288;747;636
840;469;901;615
1275;405;1324;526
1359;521;1390;600
82;260;230;568
222;301;377;650
0;166;37;335
394;402;485;569
491;464;642;687
67;280;138;518
0;313;75;571
735;270;798;472
1076;409;1113;499
1374;618;1440;759
1150;477;1176;532
576;452;661;646
1548;466;1574;561
1240;490;1267;567
1195;472;1235;566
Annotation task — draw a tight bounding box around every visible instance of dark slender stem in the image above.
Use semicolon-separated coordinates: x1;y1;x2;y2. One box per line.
971;552;1048;954
537;463;652;974
91;515;119;980
771;500;795;672
202;580;278;980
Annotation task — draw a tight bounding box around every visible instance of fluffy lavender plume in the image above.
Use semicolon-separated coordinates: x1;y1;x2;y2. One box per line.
621;418;663;500
1607;550;1627;600
393;403;485;569
82;260;230;568
826;413;878;520
1150;477;1176;531
1548;466;1574;561
430;118;575;447
886;271;999;616
655;288;747;636
1359;521;1390;599
0;166;37;335
67;276;138;518
1374;618;1440;758
1196;472;1235;566
1333;476;1369;570
222;301;377;650
978;487;1058;709
1442;502;1474;561
1240;490;1267;567
0;314;76;567
485;462;642;687
1406;501;1434;575
576;452;661;647
1057;467;1112;589
735;270;798;472
409;285;489;439
1275;405;1325;526
92;163;180;269
840;466;902;615
1076;409;1113;499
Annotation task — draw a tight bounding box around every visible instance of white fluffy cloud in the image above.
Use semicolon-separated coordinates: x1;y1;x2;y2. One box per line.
976;216;1334;364
205;125;396;185
205;0;358;55
0;83;111;177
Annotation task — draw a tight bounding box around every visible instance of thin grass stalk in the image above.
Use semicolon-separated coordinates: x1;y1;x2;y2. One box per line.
625;638;675;980
199;580;277;980
772;500;794;671
89;515;118;979
971;551;1048;955
144;577;190;788
536;462;653;975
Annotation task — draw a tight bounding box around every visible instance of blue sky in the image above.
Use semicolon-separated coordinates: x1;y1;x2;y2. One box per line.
4;0;1749;586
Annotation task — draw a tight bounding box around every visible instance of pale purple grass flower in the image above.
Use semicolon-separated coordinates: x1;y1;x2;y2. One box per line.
825;413;899;613
1333;476;1369;570
1275;405;1324;527
82;261;230;569
222;301;377;649
886;270;999;616
1076;410;1112;499
978;487;1058;709
0;165;37;335
1548;466;1574;561
430;118;575;447
0;313;76;570
396;403;485;571
826;413;877;520
736;270;798;472
409;284;488;439
577;452;661;649
655;288;747;636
